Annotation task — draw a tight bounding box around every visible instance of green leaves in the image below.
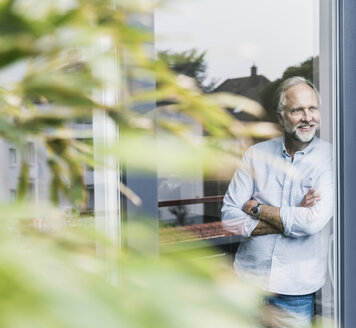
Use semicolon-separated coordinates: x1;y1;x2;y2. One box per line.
0;1;283;327
0;207;266;328
0;0;281;206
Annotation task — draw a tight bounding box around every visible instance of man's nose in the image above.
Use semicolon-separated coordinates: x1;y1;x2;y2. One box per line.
302;109;312;122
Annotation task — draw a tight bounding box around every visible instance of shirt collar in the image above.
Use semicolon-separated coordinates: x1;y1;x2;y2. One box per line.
281;135;319;157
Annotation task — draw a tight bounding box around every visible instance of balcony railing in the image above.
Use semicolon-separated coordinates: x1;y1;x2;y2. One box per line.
158;195;240;254
158;195;224;208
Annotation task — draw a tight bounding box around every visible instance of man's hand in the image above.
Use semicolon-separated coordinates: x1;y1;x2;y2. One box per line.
242;199;258;215
247;189;321;237
298;188;320;208
251;221;281;236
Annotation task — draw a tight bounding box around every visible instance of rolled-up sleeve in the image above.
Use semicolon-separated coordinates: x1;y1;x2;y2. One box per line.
221;148;259;238
280;159;333;238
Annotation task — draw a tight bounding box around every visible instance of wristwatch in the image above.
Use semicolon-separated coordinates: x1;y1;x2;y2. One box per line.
251;203;261;219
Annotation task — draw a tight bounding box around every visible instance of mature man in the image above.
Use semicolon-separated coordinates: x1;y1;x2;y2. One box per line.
221;76;333;327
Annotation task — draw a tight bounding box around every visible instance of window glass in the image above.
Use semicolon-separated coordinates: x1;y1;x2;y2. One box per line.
26;142;35;164
155;0;335;325
9;148;17;166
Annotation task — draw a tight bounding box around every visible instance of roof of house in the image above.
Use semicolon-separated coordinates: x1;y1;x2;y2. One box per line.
213;65;270;104
212;65;270;121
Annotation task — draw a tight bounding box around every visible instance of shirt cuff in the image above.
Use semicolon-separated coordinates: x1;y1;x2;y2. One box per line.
245;216;260;237
279;207;291;236
222;216;260;238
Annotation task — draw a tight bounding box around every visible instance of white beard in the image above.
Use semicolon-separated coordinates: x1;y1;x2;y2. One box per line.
283;119;320;143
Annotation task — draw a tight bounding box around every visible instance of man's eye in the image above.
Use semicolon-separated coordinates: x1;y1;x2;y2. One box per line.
292;108;302;113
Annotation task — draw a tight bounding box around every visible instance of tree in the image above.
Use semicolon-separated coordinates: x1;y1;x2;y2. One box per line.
158;49;217;92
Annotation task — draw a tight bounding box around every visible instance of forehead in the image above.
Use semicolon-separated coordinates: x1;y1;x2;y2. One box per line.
285;83;318;107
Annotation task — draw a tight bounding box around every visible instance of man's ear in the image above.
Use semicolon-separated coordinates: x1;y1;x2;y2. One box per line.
276;113;284;127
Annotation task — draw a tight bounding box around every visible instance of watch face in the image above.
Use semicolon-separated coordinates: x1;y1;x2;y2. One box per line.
251;204;260;218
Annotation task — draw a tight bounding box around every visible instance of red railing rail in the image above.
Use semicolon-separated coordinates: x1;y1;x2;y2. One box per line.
158;195;224;208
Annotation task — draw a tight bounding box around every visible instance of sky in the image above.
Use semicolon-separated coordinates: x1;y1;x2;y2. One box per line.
154;0;319;85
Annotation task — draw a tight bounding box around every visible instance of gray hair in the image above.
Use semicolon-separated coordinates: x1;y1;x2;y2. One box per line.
273;76;321;114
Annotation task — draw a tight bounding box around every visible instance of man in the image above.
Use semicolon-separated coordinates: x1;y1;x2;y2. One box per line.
221;76;333;328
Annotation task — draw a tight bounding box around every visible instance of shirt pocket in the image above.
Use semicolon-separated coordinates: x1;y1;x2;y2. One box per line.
293;177;314;205
302;176;314;188
301;176;314;195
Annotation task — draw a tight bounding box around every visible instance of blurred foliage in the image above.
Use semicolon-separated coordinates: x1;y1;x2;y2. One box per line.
0;202;266;328
260;56;319;122
0;0;277;325
0;1;331;327
0;0;279;207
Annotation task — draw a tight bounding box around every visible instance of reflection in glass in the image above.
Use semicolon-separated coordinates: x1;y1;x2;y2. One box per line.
155;0;335;326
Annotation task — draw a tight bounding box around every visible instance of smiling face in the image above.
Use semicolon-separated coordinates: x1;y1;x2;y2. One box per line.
278;83;320;143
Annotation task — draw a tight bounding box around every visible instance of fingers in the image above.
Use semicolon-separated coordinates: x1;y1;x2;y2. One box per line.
303;194;320;207
298;188;321;208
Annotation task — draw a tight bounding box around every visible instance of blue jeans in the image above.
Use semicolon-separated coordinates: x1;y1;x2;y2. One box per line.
263;293;315;328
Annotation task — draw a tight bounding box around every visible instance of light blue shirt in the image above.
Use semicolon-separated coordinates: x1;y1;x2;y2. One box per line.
221;137;333;295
